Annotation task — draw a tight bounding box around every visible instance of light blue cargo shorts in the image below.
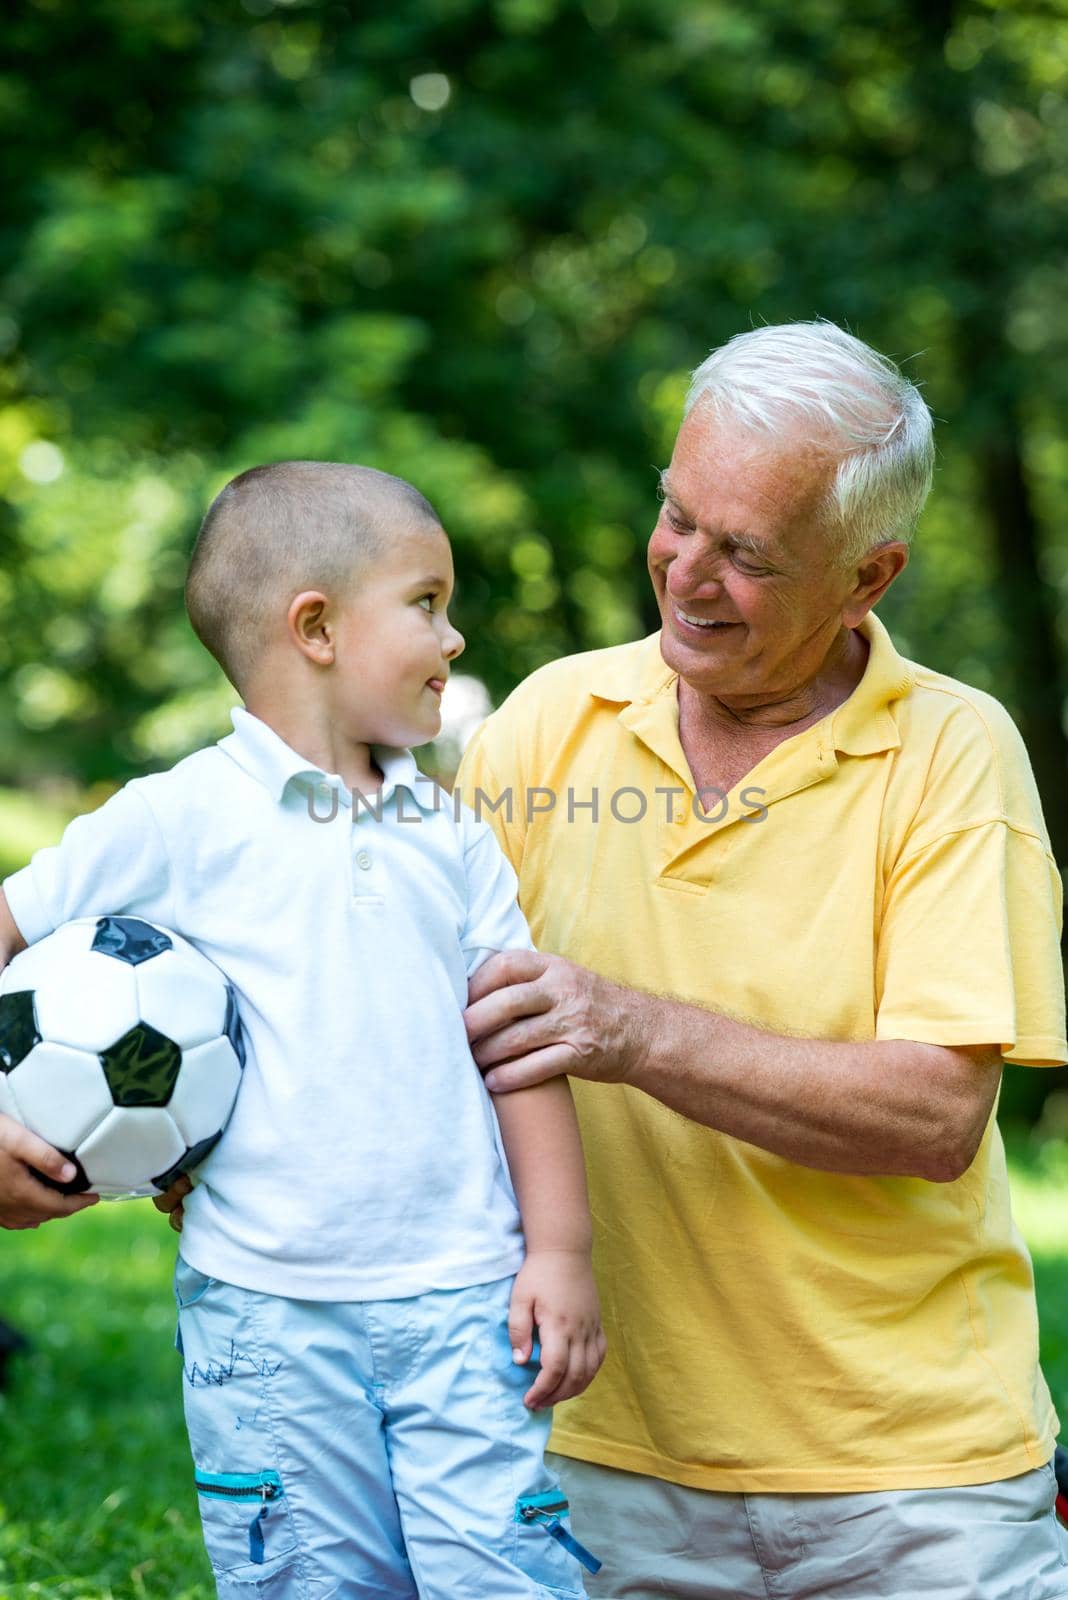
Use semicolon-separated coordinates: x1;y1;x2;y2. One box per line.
174;1259;595;1599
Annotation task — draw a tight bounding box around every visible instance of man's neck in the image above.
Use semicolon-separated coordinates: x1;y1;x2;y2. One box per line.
678;626;868;741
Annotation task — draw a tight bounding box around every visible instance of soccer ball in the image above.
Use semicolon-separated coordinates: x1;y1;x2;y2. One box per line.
0;915;244;1198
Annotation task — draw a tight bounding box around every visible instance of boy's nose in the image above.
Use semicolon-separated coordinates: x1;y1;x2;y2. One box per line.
445;624;465;660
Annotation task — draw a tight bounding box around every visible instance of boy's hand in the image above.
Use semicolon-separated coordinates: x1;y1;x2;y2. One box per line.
152;1172;192;1233
0;1114;99;1228
508;1248;606;1410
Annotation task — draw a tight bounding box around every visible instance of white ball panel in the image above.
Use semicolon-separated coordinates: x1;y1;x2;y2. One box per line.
163;926;210;962
77;1106;185;1191
0;920;98;995
135;948;229;1050
168;1037;241;1145
6;1042;114;1149
34;955;140;1052
0;1073;18;1120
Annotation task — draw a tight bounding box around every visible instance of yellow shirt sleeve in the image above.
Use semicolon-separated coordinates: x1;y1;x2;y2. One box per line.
876;818;1066;1063
456;722;528;876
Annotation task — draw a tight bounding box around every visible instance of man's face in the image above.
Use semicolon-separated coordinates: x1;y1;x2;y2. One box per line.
330;520;465;749
648;408;863;705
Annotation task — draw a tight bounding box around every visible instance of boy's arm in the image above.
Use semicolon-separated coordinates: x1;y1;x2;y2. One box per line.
0;888;100;1227
456;805;605;1405
0;784;175;1229
492;1075;605;1410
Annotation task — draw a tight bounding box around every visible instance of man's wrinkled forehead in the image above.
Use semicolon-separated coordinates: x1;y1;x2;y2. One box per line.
663;409;837;537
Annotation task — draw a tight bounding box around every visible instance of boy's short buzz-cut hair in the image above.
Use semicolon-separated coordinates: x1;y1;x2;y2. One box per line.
185;461;440;694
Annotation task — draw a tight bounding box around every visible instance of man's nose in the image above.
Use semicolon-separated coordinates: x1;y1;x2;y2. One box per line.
666;553;724;601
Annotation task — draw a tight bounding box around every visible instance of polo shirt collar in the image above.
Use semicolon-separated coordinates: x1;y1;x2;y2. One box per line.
828;613;913;756
219;708;438;810
588;612;912;758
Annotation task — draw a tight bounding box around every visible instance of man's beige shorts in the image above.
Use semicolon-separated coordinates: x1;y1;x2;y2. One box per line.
550;1452;1068;1599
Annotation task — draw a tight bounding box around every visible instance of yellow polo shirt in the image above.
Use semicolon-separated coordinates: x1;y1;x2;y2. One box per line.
457;612;1067;1492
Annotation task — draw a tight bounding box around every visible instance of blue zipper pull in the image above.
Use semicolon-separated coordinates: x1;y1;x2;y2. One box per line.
248;1481;276;1564
542;1516;602;1575
248;1503;267;1564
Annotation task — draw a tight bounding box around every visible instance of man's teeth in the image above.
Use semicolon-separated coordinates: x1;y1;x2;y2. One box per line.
677;608;730;628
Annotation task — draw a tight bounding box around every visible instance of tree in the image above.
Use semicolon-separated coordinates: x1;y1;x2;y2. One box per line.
2;0;1066;868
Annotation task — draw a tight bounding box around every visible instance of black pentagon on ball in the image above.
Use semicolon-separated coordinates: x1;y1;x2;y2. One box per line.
151;1130;223;1192
224;986;246;1069
0;991;41;1073
30;1150;92;1196
100;1022;183;1107
92;916;173;966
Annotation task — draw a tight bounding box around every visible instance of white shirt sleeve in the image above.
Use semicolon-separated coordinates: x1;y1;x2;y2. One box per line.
2;783;175;946
459;808;535;977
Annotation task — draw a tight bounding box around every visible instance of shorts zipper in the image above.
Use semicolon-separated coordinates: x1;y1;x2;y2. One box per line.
194;1477;281;1500
194;1470;283;1565
517;1493;602;1575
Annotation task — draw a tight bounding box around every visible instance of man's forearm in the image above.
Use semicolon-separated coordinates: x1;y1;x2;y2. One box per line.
467;952;1004;1182
491;1078;593;1254
619;984;1001;1181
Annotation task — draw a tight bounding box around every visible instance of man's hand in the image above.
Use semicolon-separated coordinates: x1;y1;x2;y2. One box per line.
0;1114;99;1229
152;1172;192;1233
465;950;646;1093
508;1248;606;1410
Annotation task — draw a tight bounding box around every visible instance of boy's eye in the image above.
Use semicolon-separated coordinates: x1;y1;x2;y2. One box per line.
417;595;434;611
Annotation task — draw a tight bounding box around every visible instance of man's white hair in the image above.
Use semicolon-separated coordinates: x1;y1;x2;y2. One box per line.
685;320;934;563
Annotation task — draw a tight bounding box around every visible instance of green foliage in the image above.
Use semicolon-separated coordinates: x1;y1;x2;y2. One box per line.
3;0;1068;808
0;787;77;880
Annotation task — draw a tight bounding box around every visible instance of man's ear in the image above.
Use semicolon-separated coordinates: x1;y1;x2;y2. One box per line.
841;542;909;629
286;591;334;664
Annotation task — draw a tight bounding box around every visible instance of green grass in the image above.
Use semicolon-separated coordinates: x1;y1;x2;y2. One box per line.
1;1139;1066;1599
0;1202;211;1599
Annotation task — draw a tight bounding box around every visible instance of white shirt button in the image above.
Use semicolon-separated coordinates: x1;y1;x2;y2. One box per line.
355;850;372;871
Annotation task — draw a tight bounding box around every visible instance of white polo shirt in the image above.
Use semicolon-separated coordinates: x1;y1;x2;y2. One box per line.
4;708;529;1299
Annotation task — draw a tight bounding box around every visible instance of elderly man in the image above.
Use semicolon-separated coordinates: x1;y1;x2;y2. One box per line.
459;322;1068;1599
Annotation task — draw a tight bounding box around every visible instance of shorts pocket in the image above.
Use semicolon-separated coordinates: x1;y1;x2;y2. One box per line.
195;1468;298;1578
175;1256;215;1309
514;1488;599;1594
174;1257;216;1356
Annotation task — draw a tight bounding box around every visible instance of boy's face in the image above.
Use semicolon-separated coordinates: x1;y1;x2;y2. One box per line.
330;520;465;750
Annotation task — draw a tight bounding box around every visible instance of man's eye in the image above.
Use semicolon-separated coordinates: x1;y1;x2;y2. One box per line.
665;508;691;532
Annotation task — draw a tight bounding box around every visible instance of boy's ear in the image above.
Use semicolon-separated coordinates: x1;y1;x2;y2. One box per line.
286;591;335;664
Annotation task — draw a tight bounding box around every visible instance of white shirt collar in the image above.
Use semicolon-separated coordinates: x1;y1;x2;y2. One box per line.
219;708;439;812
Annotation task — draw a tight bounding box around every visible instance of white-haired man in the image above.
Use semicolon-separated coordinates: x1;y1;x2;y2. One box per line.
460;321;1068;1598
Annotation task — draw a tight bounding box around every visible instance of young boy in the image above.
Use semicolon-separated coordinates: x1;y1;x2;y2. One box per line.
0;462;605;1598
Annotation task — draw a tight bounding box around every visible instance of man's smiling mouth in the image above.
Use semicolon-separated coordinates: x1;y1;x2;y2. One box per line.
673;606;737;630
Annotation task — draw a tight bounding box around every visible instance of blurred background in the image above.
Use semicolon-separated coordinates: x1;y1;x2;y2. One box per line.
2;2;1068;1594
